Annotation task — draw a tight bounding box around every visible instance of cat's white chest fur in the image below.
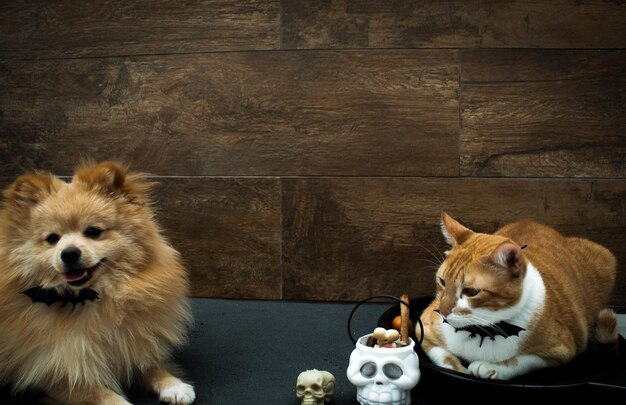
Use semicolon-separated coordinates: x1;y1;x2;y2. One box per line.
441;322;527;363
441;263;545;363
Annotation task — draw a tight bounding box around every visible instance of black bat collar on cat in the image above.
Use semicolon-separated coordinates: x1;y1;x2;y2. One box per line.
23;286;99;307
443;318;525;347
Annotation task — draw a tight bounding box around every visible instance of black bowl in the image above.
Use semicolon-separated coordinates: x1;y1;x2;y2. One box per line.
378;296;626;400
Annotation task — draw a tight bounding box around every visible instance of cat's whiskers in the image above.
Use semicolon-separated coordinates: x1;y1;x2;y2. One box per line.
477;322;508;337
416;257;442;271
466;313;509;336
414;242;445;273
415;240;444;268
423;238;446;263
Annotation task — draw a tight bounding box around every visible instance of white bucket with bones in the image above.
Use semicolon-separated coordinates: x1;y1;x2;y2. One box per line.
346;295;423;405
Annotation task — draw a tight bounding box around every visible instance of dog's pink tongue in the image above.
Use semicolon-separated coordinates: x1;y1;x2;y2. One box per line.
65;270;87;282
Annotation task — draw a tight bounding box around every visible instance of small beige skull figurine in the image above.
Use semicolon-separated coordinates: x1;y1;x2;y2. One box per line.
296;369;335;405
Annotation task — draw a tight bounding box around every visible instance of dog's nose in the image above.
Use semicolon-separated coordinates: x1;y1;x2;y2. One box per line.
61;247;82;265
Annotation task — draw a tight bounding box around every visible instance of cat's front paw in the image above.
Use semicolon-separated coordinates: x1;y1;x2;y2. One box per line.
159;381;196;405
427;347;468;374
468;361;500;379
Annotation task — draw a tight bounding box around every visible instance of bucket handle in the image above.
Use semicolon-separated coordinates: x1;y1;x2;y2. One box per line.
347;294;424;348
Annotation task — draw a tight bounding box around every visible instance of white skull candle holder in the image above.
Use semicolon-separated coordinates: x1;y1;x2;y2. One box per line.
296;369;335;405
347;334;420;405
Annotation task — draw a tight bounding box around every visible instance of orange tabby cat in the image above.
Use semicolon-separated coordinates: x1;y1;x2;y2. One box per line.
417;212;618;380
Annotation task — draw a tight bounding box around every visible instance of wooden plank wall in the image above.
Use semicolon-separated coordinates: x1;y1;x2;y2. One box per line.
1;1;625;307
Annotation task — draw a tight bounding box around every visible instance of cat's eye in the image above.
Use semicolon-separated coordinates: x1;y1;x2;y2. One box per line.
84;227;103;239
45;233;60;245
437;277;446;287
462;287;481;297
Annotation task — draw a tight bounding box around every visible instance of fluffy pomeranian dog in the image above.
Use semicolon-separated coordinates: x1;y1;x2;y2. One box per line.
0;161;195;405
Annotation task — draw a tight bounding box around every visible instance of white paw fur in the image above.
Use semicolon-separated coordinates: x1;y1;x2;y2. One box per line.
468;360;499;379
159;381;196;405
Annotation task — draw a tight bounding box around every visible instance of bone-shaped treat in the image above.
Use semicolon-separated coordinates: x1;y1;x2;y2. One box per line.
373;327;399;348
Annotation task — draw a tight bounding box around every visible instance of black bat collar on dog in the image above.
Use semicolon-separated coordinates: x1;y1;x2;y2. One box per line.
22;286;99;307
443;318;525;347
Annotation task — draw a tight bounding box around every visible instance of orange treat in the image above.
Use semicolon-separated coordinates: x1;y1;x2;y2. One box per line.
391;315;412;332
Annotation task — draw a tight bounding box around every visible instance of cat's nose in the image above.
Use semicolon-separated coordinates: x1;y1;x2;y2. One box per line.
61;247;82;265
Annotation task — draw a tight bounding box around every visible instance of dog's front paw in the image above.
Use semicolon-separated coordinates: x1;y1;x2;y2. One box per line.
159;381;196;405
468;360;499;379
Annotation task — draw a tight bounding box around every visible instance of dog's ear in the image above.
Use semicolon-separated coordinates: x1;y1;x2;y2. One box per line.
74;161;153;204
3;171;62;208
74;161;126;192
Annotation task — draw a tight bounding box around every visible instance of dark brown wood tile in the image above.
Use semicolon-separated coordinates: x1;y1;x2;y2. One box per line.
460;50;626;178
0;175;282;299
153;177;281;299
282;177;626;306
0;0;280;58
282;0;626;49
0;50;459;177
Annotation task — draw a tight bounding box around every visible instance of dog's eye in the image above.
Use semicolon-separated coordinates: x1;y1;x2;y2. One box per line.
45;233;60;245
84;227;103;239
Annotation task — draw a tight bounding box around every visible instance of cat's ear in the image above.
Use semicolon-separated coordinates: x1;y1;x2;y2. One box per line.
487;242;523;276
440;212;474;246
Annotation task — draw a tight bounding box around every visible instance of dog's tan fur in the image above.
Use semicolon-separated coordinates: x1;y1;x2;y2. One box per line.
0;161;195;405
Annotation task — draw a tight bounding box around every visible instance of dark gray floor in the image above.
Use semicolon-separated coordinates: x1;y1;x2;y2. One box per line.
2;298;625;404
0;298;395;405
